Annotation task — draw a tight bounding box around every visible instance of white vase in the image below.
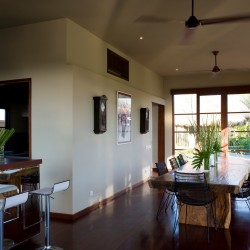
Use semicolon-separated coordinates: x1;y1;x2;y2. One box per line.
210;154;215;167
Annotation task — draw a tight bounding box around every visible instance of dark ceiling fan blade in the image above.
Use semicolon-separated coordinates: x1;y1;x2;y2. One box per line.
200;14;250;26
186;0;250;28
179;28;196;44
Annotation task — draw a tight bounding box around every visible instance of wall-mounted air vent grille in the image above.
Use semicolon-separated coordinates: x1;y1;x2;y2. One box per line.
107;49;129;81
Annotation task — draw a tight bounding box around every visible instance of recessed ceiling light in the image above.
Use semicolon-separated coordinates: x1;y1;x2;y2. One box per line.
139;36;144;40
175;68;179;71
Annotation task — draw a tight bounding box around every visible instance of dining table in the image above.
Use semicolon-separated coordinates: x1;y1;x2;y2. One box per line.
148;156;250;229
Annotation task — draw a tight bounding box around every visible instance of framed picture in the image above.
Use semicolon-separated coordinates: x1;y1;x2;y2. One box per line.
117;91;131;144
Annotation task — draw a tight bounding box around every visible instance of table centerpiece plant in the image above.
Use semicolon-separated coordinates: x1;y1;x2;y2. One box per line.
212;136;223;165
190;117;221;170
0;128;15;161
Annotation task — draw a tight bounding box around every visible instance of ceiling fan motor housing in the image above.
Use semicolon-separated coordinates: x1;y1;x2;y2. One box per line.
212;65;220;73
185;15;200;28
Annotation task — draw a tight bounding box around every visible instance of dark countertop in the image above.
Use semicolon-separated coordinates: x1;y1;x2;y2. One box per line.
0;157;42;171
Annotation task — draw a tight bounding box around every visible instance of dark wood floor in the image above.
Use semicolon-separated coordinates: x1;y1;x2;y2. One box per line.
12;181;250;250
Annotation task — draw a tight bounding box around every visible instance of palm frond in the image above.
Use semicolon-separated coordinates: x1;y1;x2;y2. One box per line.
0;128;15;148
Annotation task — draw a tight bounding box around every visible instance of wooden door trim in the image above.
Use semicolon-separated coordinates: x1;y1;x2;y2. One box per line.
158;104;165;162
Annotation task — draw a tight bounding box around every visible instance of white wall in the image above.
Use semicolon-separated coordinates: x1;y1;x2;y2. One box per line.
72;66;157;212
66;19;165;99
66;19;165;213
0;19;74;214
0;18;166;215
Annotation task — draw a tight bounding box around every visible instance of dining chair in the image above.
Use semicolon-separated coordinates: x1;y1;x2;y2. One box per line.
231;179;250;210
173;171;216;242
169;156;179;170
177;154;187;166
155;162;175;220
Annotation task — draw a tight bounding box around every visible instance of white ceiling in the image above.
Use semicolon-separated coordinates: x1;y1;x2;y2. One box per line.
1;0;250;77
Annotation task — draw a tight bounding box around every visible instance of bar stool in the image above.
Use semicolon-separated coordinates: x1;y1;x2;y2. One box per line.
0;192;29;250
30;180;70;250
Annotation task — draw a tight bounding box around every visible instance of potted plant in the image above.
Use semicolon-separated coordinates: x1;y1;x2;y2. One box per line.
190;118;221;170
0;128;15;161
212;135;223;164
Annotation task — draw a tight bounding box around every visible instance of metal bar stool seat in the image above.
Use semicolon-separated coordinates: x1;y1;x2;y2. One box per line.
30;180;70;250
0;192;29;250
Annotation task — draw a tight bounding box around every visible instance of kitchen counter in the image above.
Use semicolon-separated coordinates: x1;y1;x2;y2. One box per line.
0;157;42;248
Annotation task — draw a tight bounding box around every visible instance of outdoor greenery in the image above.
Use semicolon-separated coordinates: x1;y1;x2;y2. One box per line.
174;94;250;159
229;124;250;151
228;95;250;153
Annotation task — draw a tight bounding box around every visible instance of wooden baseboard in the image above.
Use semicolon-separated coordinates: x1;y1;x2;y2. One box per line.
50;179;146;222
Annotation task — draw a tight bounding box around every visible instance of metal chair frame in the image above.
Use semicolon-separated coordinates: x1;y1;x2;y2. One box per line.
231;179;250;209
177;154;187;166
155;162;175;220
169;157;179;170
173;172;216;242
0;192;29;250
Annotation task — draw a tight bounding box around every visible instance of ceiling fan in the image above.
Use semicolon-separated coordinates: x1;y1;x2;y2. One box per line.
185;0;250;29
186;50;222;76
135;0;250;28
206;50;249;76
211;50;220;73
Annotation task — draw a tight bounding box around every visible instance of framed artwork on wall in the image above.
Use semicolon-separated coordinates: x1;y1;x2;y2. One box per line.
117;91;131;144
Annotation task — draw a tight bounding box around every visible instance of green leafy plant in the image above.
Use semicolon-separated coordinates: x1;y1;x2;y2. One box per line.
0;128;15;149
212;137;223;154
192;148;206;170
189;117;221;170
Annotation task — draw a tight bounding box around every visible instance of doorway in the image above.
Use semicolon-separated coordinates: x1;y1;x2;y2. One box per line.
0;79;31;157
152;103;165;166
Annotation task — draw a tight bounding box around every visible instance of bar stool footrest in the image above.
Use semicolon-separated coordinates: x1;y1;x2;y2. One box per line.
4;238;15;249
35;246;64;250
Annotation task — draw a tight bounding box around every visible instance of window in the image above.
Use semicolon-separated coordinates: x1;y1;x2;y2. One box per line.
174;94;196;152
228;94;250;157
171;86;250;158
0;109;6;127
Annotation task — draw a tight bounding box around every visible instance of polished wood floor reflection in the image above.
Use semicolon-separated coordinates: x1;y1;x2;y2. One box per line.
13;182;250;250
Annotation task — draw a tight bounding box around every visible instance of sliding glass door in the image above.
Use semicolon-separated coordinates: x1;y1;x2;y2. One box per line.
228;94;250;157
172;86;250;159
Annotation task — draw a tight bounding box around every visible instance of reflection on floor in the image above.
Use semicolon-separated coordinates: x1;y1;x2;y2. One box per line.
13;182;250;250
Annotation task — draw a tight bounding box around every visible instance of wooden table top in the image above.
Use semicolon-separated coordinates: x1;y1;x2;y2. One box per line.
148;156;250;194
